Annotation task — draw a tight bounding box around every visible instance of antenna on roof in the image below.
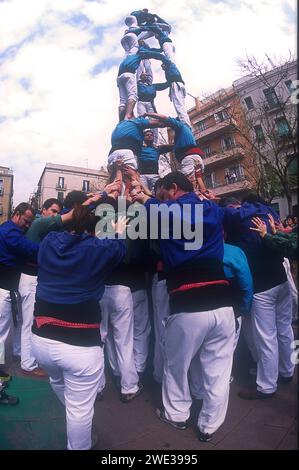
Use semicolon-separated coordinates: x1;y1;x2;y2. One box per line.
265;53;275;69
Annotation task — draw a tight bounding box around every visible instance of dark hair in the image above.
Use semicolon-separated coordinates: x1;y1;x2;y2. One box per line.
63;191;88;209
241;192;267;205
218;196;241;208
69;206;94;234
42;198;62;211
12;203;35;217
154;178;163;195
161;171;193;193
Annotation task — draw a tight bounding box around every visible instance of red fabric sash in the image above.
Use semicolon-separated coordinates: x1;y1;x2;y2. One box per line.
170;279;229;294
184;146;205;157
35;316;100;329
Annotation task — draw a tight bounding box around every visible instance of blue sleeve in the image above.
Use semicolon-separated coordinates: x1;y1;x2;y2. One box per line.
154;82;169;91
95;238;127;268
225;247;253;314
165;117;182;130
222;206;240;230
139;49;168;64
6;230;39;260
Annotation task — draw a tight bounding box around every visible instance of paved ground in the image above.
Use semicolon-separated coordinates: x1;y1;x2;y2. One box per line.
2;326;298;451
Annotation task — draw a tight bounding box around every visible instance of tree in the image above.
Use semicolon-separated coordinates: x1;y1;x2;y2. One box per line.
205;54;297;212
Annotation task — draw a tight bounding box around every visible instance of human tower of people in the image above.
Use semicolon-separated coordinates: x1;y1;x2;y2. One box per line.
0;8;297;451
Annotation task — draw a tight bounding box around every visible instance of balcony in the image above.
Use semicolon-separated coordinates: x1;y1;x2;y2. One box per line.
206;176;252;196
193;118;237;141
264;99;282;113
203;145;245;167
55;184;67;191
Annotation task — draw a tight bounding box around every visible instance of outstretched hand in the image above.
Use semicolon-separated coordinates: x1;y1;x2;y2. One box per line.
111;216;129;235
250;217;267;237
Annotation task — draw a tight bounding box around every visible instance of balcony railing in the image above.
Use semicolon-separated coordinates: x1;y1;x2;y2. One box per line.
206;176;252;195
193;118;237;140
55;183;67;191
203;144;245;166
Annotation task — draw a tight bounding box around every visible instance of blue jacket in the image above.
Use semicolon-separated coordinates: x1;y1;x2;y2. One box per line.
118;49;167;76
110;117;157;157
0;220;39;267
163;60;184;84
223;202;286;292
138;145;170;174
145;192;224;271
137;81;169;102
165;117;196;159
223;243;253;314
36;231;126;304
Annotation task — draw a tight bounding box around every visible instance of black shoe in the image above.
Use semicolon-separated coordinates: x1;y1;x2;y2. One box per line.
0;391;19;405
198;430;214;442
0;370;11;383
278;374;293;384
120;383;144;403
238;389;276;400
156;408;188;430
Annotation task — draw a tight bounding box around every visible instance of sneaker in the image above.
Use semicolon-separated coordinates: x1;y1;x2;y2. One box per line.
21;367;48;378
198;430;214;442
0;369;11;383
238;389;276;400
156;408;188;430
0;391;19;405
120;383;144;403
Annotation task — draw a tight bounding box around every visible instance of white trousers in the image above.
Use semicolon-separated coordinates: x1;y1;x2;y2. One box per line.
163;42;175;62
108;149;138;171
283;258;298;321
0;288;11;364
100;285;139;394
169;83;191;127
140;174;160;194
180;154;204;178
117;72;137;106
151;274;170;383
132;289;151;373
162;307;235;435
32;334;104;450
251;281;295;394
18;273;38;371
121;32;138;56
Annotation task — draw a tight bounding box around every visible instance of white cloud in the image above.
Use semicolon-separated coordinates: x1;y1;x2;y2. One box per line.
0;0;296;204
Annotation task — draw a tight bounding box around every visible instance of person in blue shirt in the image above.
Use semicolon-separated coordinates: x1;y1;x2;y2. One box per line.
31;205;127;450
117;48;168;121
145;112;206;192
133;172;235;442
222;192;295;400
130;9;170;31
0;202;38;404
138;129;173;193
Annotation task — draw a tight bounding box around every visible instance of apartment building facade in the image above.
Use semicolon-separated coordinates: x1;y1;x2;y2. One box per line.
0;166;14;224
233;60;297;218
188;89;253;199
32;163;108;210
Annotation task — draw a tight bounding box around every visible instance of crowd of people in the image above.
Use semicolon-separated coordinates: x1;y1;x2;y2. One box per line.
0;8;297;451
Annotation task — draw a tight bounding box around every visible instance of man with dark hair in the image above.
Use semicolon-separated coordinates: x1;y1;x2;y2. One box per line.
132;171;235;442
41;198;62;215
218;196;241;208
138;129;173;193
63;191;88;210
0;203;38;403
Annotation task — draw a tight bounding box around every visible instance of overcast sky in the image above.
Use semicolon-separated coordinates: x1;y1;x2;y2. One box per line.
0;0;296;204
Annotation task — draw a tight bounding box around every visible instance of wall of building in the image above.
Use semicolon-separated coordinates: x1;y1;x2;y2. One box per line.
0;167;13;224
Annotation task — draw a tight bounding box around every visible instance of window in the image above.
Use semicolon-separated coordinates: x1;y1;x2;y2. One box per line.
196;120;206;132
285;79;296;94
215;110;229;122
82;180;90;192
57;191;64;203
204;172;216;188
263;87;279;108
0;205;3;215
221;135;235;150
276;117;291;137
244;96;254;110
202;146;212;156
254;124;265;142
0;179;3;195
57;176;64;189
